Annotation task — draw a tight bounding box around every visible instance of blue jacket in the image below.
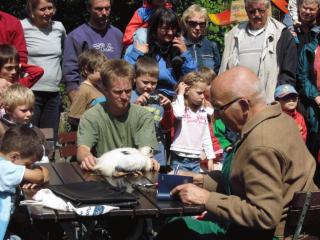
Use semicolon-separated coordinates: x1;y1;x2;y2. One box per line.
297;27;320;133
185;36;221;74
124;46;197;97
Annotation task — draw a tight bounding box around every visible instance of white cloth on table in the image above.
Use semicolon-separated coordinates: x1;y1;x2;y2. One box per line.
20;188;119;216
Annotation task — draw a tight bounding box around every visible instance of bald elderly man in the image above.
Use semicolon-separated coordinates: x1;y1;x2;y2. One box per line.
156;67;318;240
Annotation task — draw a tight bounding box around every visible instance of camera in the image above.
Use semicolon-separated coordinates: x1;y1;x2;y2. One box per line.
147;94;161;104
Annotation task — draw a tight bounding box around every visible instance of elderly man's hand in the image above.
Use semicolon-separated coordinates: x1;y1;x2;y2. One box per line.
171;183;210;205
80;154;97;171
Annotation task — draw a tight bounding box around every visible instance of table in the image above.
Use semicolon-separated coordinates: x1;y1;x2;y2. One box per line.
22;162;205;233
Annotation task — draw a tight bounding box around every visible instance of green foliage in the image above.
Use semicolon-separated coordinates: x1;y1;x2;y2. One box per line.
194;0;232;49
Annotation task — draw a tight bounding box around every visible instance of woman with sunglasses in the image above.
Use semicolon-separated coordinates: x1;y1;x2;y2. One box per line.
181;4;221;74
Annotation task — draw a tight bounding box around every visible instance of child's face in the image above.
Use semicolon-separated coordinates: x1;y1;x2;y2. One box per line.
185;82;206;107
135;74;158;94
278;94;298;112
8;104;34;124
0;59;19;83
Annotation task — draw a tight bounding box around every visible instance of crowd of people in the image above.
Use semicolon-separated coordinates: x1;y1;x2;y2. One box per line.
1;0;320;239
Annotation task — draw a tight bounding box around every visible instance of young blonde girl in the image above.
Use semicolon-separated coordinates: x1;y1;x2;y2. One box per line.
167;71;216;172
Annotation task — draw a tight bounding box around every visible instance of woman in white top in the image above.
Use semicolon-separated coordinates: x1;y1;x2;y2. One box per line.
21;0;66;142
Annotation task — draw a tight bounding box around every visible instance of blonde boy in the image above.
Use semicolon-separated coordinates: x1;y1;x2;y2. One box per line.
131;56;171;166
0;84;49;163
0;84;35;137
68;49;107;130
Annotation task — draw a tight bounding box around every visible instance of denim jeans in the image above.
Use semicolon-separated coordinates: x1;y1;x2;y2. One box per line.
170;151;200;173
31;91;60;142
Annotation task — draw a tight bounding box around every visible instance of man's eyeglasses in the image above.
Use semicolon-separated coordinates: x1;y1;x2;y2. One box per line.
187;20;206;28
213;97;242;114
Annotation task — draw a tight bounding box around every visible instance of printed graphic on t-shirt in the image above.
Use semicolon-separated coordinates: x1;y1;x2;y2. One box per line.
145;106;161;122
183;111;207;124
92;43;114;53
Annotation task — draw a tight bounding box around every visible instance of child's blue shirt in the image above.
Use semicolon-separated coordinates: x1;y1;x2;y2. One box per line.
0;157;25;239
130;89;167;165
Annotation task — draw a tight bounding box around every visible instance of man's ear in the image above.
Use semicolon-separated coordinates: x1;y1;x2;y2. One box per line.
7;151;21;163
238;98;250;115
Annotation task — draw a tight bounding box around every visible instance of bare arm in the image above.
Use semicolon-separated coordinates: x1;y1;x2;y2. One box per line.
23;166;49;185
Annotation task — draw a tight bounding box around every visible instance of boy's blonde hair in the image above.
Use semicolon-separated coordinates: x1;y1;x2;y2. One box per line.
2;84;35;111
135;56;159;79
78;49;107;78
198;67;217;85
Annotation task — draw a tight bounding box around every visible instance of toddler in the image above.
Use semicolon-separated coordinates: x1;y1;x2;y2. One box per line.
123;0;172;47
275;84;307;142
0;84;49;162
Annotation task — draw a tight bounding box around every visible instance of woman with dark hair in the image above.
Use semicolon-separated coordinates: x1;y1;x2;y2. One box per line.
21;0;66;142
125;8;196;97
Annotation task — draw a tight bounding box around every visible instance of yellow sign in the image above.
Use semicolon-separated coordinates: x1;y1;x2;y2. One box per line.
230;0;248;23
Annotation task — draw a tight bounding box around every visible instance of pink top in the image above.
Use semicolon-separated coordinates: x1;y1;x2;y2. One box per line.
170;95;216;159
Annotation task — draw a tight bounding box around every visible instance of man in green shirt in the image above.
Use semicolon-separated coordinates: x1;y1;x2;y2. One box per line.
77;59;160;171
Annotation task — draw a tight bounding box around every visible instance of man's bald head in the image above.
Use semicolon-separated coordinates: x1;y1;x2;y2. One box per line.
211;67;267;132
211;67;266;106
